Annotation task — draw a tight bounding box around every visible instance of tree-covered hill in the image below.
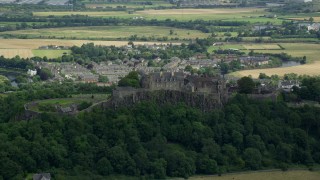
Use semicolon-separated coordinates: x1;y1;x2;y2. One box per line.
0;94;319;179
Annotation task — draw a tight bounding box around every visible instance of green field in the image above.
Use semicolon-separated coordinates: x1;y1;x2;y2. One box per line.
0;26;210;40
189;170;320;180
32;49;71;58
32;8;283;23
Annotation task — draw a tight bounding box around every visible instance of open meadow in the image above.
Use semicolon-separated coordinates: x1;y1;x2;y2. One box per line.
32;8;282;23
0;26;210;40
0;39;180;49
189;170;320;180
231;43;320;78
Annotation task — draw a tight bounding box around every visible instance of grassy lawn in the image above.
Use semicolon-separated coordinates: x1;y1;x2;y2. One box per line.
0;26;210;40
230;43;320;78
32;49;71;58
189;170;320;180
29;94;110;112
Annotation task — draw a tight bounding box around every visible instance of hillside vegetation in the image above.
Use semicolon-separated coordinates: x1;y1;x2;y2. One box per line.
0;94;320;179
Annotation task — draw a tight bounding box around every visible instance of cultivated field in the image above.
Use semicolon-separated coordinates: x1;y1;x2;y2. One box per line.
232;43;320;78
189;170;320;180
0;39;180;49
32;8;280;22
0;26;210;40
288;17;320;22
0;49;33;58
242;44;281;50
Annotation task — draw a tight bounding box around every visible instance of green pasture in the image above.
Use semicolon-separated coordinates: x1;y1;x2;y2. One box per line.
31;8;280;23
32;49;71;58
0;26;210;40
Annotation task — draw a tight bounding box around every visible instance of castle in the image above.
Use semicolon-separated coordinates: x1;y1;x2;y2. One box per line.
111;72;228;111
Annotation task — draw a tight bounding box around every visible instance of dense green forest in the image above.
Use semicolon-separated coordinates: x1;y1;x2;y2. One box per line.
0;93;319;179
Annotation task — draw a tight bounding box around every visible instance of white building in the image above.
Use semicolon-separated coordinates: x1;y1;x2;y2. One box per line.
27;69;37;77
308;23;320;31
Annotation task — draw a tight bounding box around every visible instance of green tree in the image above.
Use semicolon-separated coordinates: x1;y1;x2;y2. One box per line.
118;71;140;88
237;76;255;94
244;148;262;170
97;157;113;176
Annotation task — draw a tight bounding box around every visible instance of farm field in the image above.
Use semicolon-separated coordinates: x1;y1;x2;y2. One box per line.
0;26;210;40
208;43;281;52
32;8;281;22
189;170;320;180
288;17;320;22
32;49;71;58
0;38;180;49
0;49;33;58
231;43;320;78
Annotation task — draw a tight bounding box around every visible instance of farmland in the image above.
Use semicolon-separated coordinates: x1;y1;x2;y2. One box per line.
208;43;282;52
0;39;180;49
189;170;320;180
0;49;33;58
231;43;320;78
32;8;282;23
0;26;210;40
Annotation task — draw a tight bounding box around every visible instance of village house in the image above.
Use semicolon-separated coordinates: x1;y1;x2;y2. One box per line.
239;56;270;66
27;69;37;77
278;80;300;92
308;23;320;31
33;173;51;180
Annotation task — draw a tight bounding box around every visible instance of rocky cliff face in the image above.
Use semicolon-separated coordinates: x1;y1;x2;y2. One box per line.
105;90;226;112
